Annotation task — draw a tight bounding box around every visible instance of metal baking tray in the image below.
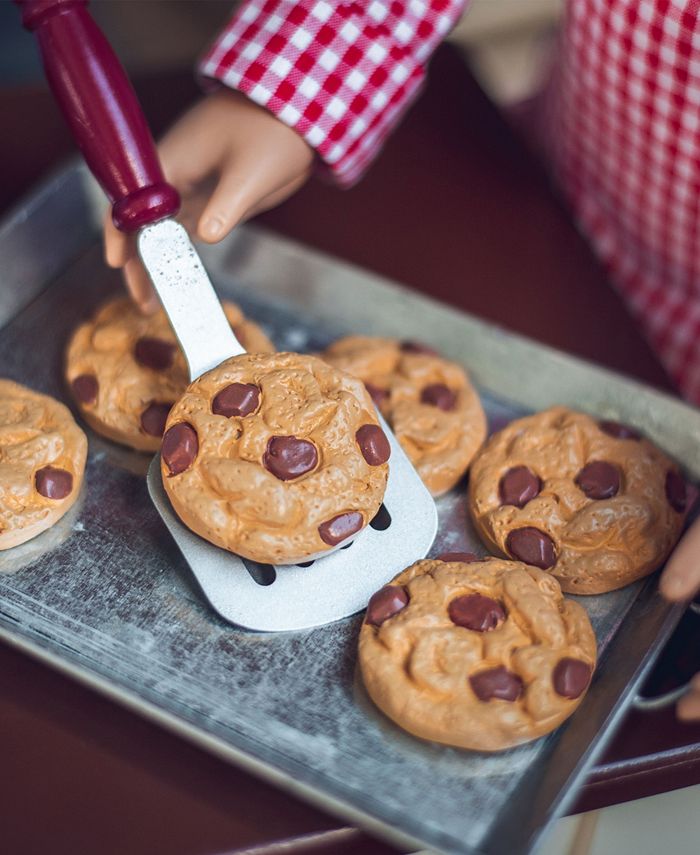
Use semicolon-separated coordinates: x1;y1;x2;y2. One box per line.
0;162;697;855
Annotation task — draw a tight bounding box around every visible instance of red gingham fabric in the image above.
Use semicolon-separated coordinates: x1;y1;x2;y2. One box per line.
542;0;700;402
199;0;465;185
201;0;700;403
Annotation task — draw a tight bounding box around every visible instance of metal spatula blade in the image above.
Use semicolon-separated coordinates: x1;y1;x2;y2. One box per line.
138;220;246;378
140;222;438;630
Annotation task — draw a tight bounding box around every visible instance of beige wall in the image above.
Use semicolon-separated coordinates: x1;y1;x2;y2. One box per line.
449;0;563;104
451;0;561;43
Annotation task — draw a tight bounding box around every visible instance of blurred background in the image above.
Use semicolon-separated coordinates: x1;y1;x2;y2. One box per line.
1;0;562;108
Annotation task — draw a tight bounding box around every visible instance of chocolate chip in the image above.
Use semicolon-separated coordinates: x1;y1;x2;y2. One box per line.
437;551;478;562
666;470;687;513
506;527;557;569
319;511;364;546
365;382;389;408
552;658;592;699
356;424;391;466
470;666;523;702
499;466;541;508
575;461;620;500
400;340;439;356
212;383;260;418
140;402;172;437
420;383;457;411
370;504;391;530
161;422;198;475
599;420;641;440
449;594;506;632
366;585;409;626
263;436;318;481
134;337;176;371
71;374;98;405
35;466;73;500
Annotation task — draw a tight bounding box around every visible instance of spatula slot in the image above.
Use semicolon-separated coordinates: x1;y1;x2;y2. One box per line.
243;560;277;586
369;504;392;531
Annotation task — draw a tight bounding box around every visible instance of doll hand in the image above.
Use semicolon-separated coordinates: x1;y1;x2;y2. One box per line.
659;515;700;602
676;675;700;721
659;515;700;720
104;88;313;313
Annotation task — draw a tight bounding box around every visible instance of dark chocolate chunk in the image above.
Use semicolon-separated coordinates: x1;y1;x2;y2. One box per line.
35;466;73;500
369;504;391;530
499;466;541;508
366;585;409;626
552;658;592;699
575;461;620;500
437;551;478;563
420;383;457;411
356;424;391;466
449;594;506;632
263;436;318;481
666;470;687;513
599;420;641;440
71;374;98;405
365;382;389;408
400;340;439;356
212;382;260;418
134;336;176;371
140;402;172;437
318;511;363;546
470;666;523;702
506;527;557;569
161;422;198;475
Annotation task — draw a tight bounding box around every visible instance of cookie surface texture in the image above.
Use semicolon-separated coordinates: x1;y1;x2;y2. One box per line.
321;336;486;495
469;407;687;594
65;296;274;451
0;380;87;550
161;352;390;564
358;557;597;751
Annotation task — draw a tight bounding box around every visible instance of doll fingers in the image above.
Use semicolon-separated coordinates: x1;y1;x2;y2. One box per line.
124;258;159;315
659;516;700;602
677;684;700;721
243;171;312;221
197;152;312;243
104;209;136;269
157;111;224;194
195;168;255;243
103;192;159;314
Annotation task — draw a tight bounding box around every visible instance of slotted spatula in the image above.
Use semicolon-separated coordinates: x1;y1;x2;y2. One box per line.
20;0;437;630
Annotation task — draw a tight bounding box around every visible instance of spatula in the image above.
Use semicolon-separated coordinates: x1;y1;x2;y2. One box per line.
20;0;437;630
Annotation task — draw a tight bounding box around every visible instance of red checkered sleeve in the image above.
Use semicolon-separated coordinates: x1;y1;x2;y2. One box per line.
198;0;466;185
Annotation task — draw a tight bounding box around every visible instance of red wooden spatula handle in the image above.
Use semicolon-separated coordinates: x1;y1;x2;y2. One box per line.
17;0;180;232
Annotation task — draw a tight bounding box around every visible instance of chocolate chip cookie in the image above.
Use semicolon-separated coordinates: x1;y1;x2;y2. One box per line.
469;407;688;594
322;336;486;495
0;379;87;550
358;556;596;751
65;296;274;451
161;352;390;564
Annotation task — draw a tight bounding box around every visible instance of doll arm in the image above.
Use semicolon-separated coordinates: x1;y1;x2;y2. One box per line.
198;0;468;185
